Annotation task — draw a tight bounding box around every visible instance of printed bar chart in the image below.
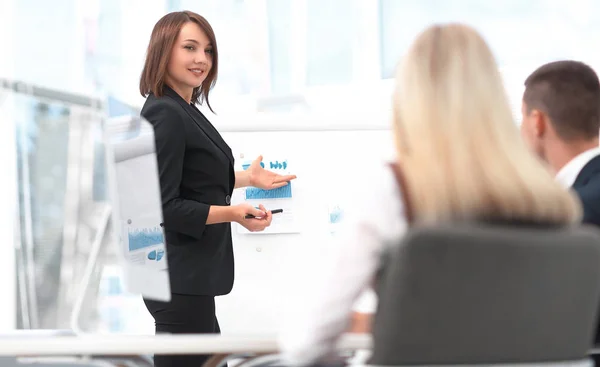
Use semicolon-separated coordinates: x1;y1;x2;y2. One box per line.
127;227;164;251
245;182;292;200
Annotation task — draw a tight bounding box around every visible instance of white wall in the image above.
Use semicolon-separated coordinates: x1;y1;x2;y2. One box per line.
215;129;394;335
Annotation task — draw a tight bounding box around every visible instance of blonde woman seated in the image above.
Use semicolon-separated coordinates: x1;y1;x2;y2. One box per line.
278;23;581;366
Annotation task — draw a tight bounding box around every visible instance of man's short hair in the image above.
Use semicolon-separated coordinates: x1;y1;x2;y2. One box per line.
524;60;600;141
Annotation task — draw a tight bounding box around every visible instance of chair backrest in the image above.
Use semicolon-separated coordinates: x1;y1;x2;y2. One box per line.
370;223;600;366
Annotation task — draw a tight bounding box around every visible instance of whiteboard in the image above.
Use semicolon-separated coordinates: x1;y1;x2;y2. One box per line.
217;129;395;334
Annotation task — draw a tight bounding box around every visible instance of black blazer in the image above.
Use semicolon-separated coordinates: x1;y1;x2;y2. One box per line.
572;155;600;346
572;155;600;228
141;86;235;296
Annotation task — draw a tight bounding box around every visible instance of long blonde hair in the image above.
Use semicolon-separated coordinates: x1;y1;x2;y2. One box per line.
393;23;581;224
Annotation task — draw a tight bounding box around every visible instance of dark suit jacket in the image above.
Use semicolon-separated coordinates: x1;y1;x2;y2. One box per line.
573;155;600;228
141;86;235;296
571;155;600;345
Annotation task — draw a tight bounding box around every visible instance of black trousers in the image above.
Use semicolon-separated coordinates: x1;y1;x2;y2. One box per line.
144;293;221;367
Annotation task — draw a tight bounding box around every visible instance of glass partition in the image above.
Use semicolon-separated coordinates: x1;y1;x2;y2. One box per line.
7;86;147;333
13;94;71;329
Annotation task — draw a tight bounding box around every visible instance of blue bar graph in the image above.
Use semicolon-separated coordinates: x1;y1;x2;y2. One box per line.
128;227;164;251
246;182;292;200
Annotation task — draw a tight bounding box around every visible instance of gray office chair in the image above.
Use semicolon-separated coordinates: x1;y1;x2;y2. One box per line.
370;223;600;366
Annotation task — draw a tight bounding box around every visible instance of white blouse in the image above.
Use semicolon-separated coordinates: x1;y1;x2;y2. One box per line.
278;163;408;366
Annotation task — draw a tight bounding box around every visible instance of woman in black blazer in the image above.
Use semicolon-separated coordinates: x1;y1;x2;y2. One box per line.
138;11;296;367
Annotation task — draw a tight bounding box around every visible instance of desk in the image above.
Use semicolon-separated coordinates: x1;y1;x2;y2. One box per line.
0;333;372;357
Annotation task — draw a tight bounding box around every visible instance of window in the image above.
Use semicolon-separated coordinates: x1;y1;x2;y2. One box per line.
378;0;600;120
305;0;354;86
266;0;293;94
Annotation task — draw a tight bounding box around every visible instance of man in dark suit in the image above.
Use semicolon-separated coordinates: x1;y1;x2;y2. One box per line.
520;60;600;355
521;60;600;225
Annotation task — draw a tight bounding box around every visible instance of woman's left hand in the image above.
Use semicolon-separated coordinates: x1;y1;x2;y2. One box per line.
248;155;297;190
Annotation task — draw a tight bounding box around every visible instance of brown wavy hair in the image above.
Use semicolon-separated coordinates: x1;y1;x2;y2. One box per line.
139;11;218;112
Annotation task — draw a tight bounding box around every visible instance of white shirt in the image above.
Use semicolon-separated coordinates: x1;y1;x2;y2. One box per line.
278;163;407;366
555;147;600;188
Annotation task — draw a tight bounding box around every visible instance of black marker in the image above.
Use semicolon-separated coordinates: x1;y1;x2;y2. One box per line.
245;209;283;219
